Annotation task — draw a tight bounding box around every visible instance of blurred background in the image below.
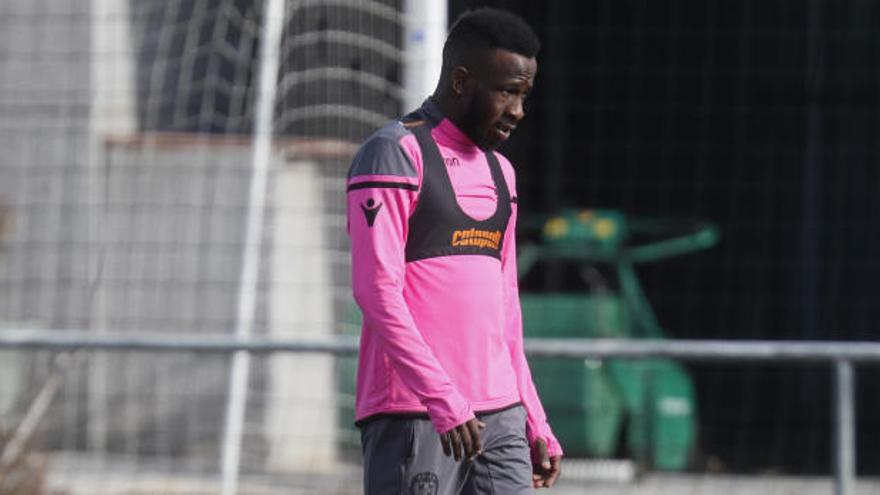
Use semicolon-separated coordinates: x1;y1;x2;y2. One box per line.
0;0;878;493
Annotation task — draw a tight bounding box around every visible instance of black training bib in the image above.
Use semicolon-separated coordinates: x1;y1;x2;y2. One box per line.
405;123;512;263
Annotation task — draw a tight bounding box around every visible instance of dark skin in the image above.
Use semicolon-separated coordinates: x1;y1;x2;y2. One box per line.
434;48;537;151
431;48;562;488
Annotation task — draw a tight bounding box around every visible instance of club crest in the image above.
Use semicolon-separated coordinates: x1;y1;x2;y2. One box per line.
410;471;439;495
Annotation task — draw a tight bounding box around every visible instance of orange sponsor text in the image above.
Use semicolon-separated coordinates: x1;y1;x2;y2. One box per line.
451;228;502;250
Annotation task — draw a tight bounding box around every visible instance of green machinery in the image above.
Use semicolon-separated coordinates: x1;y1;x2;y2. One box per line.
518;209;719;470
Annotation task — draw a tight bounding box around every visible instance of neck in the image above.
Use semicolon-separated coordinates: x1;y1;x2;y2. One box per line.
431;88;467;129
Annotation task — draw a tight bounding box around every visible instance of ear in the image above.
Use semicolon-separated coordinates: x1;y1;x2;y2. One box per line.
451;66;471;97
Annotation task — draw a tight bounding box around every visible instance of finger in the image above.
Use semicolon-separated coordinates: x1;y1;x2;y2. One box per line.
449;428;462;461
533;467;548;489
478;420;487;429
545;456;562;487
467;420;482;455
532;475;545;488
440;433;451;457
537;438;551;470
459;425;474;461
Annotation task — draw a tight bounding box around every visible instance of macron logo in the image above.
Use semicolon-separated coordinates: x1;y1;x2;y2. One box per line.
361;198;382;227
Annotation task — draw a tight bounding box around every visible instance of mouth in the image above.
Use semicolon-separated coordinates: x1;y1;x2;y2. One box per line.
494;122;515;140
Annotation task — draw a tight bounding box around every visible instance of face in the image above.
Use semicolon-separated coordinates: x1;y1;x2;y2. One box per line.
455;48;537;150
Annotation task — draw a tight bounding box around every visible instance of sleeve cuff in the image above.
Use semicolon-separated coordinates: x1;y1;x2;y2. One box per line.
527;422;564;462
426;395;474;434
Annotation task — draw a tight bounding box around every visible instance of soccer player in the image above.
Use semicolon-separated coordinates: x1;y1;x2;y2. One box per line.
346;7;562;494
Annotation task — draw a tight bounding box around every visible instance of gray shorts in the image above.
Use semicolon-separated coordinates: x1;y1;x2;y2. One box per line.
360;405;533;495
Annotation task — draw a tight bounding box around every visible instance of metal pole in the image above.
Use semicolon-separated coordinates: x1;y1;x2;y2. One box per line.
402;0;446;111
220;0;286;493
5;331;880;363
833;359;855;495
0;354;70;469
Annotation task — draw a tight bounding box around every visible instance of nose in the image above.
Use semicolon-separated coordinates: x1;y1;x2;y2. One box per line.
508;95;525;121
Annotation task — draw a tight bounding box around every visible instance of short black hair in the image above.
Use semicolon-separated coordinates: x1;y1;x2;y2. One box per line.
442;8;540;69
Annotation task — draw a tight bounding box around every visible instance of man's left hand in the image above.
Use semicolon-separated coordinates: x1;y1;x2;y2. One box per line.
532;437;562;488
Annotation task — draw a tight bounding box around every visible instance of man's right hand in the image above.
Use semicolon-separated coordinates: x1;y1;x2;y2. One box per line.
439;418;486;461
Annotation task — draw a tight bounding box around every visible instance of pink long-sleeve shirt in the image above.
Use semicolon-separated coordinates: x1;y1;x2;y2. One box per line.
346;99;562;458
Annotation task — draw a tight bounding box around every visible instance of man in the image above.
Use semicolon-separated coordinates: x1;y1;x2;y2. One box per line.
347;8;562;494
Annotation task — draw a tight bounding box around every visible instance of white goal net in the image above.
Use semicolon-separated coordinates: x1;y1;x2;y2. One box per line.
0;1;419;493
